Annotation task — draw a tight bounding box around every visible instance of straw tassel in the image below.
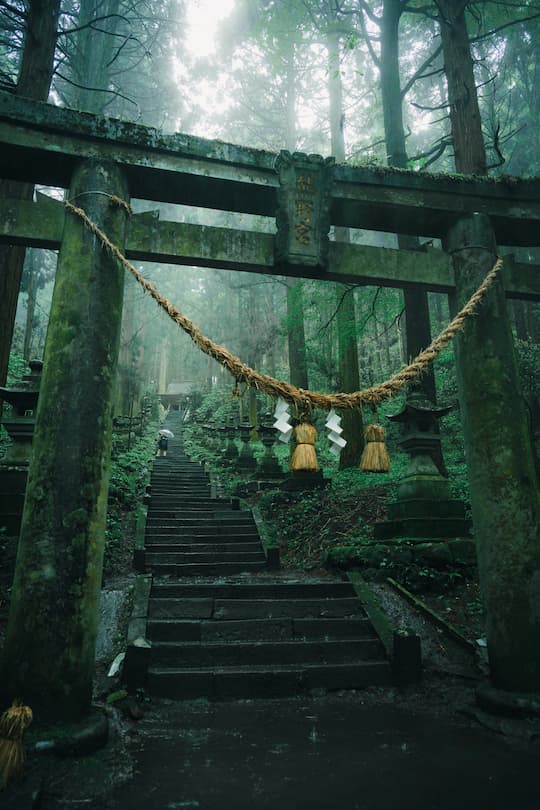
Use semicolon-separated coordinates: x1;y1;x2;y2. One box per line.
290;422;319;471
360;424;390;473
0;701;33;790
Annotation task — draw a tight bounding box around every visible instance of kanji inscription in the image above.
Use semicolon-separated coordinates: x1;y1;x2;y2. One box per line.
275;151;334;272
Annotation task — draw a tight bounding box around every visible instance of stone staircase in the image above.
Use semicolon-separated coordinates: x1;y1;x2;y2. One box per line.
141;410;392;699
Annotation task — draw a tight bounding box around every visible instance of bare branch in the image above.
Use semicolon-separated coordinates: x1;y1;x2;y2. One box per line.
410;99;449;111
0;2;26;21
58;14;130;37
356;4;380;69
470;12;540;43
355;0;380;26
401;44;443;98
54;71;139;110
317;284;359;334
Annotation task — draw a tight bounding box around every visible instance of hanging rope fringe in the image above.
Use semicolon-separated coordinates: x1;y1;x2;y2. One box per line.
290;422;319;471
64;199;503;412
360;424;391;473
0;701;33;789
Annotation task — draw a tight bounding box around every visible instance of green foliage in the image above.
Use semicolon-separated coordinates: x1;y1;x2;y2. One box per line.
516;338;540;401
1;353;31;459
104;423;157;577
6;352;28;386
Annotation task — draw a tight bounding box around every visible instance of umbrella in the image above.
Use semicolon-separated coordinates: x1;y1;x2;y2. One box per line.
159;429;174;438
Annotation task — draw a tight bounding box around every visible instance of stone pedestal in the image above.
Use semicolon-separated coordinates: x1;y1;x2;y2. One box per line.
224;417;239;462
237;418;257;472
281;470;326;491
374;398;470;540
256;420;284;479
0;360;42;536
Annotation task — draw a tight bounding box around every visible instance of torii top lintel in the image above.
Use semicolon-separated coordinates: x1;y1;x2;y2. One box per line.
1;91;539;248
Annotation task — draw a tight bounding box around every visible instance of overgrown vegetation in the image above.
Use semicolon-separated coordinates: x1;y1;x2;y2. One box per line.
0;353;29;459
103;422;158;580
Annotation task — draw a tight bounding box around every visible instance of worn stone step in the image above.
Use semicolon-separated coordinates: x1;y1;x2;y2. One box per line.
145;532;260;544
144;533;261;545
150;490;211;497
145;529;258;541
145;529;260;542
145;551;266;565
147;616;372;643
146;504;255;526
149;596;363;620
145;513;253;524
148;500;236;509
150;638;383;667
150;582;356;599
147;661;392;700
149;561;269;577
145;542;263;554
150;477;209;483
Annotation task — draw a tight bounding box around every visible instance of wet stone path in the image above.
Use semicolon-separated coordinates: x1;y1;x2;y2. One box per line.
99;695;539;810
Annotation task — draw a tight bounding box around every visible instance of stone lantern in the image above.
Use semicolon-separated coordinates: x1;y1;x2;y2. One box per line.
374;396;470;540
0;360;42;535
237;415;257;472
224;415;240;462
257;414;284;479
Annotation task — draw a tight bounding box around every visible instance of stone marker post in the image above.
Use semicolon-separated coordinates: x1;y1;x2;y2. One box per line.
2;161;130;719
445;213;540;692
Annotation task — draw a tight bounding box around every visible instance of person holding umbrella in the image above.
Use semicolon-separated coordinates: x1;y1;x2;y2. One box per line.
156;428;174;457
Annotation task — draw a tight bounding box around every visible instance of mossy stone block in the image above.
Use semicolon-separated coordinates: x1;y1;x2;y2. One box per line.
448;538;477;566
412;542;452;568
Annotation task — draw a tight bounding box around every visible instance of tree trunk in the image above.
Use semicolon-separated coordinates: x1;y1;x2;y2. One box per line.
437;0;487;174
0;0;61;412
284;49;310;394
327;18;364;467
380;0;445;472
439;5;540;691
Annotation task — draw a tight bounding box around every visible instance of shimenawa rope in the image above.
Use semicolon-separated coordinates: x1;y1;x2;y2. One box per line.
64;198;503;413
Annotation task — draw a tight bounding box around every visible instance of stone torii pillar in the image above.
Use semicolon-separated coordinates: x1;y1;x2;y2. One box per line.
445;212;540;693
1;161;130;719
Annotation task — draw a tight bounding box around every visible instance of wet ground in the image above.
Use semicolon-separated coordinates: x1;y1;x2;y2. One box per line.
30;685;538;810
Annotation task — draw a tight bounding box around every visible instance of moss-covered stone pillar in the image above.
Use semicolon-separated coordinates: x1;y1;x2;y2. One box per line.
444;212;540;693
1;161;130;719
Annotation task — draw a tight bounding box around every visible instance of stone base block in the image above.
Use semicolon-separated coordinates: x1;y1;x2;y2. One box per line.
387;498;467;521
281;471;327;491
374;516;471;541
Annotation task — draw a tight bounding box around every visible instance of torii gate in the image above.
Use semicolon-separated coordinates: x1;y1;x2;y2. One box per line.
0;91;539;718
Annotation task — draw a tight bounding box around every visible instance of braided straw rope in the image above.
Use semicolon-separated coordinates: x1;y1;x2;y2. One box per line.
64;199;503;412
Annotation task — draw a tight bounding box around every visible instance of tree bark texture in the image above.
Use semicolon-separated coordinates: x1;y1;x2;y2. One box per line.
0;0;61;408
327;21;364;467
437;0;487;175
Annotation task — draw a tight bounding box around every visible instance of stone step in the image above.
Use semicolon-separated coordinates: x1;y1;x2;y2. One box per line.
151;472;206;476
147;499;236;509
145;513;253;523
144;533;261;545
146;518;258;537
150;582;356;599
149;561;269;577
150;489;211;497
147;661;392;700
145;551;266;565
145;528;259;540
149;597;364;620
147;616;372;642
150;638;383;667
151;475;204;482
145;542;264;554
